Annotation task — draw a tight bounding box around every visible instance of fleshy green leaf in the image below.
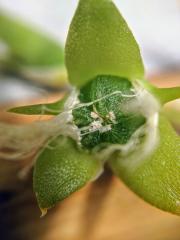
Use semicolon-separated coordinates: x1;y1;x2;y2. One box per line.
137;80;180;105
152;86;180;104
33;136;101;211
0;12;68;87
0;12;64;67
109;115;180;215
8;96;67;115
65;0;144;87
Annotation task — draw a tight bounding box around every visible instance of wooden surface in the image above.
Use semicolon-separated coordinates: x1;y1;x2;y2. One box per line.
0;172;180;240
0;73;180;240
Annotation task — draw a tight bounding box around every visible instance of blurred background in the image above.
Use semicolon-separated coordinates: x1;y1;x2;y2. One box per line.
0;0;179;104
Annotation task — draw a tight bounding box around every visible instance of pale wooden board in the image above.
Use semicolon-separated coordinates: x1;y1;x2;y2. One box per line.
0;173;180;240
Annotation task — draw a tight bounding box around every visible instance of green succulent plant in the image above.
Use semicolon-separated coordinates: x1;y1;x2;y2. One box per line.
0;12;67;87
9;0;180;216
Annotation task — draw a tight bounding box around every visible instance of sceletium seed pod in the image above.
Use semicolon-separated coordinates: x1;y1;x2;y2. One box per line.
72;75;154;151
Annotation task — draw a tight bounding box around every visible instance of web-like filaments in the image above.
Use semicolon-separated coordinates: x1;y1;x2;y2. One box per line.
0;112;78;161
0;83;160;164
69;85;160;169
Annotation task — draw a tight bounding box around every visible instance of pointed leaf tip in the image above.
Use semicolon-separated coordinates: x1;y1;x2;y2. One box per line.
40;208;48;218
65;0;144;87
33;136;102;209
8;96;67;116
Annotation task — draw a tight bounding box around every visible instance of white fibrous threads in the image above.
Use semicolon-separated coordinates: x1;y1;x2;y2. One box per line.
90;121;103;132
63;83;160;167
100;125;112;133
91;111;99;119
106;111;116;123
89;120;112;133
64;87;80;111
89;111;114;133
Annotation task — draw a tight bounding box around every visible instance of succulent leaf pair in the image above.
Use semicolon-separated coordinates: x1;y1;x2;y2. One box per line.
9;0;180;215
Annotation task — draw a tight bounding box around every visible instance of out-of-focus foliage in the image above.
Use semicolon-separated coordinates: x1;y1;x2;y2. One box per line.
0;12;68;87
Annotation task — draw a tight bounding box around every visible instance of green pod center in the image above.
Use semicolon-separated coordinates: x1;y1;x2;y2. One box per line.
72;75;147;150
